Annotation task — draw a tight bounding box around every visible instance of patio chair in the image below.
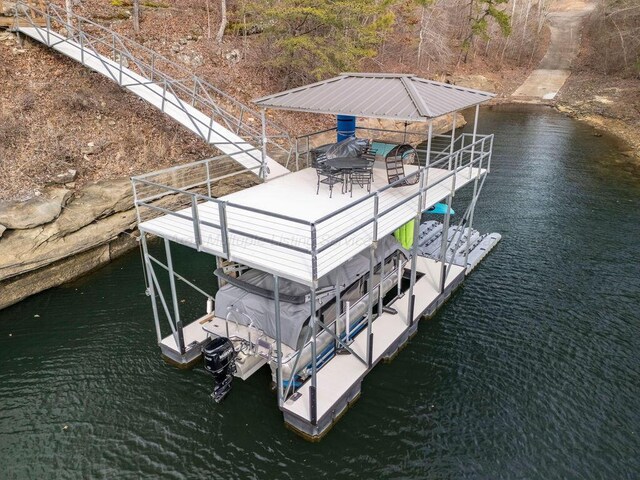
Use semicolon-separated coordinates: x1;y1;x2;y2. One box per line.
385;144;419;187
348;146;376;197
316;156;344;198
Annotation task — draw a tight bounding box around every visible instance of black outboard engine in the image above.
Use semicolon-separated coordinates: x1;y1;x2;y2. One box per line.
202;337;236;403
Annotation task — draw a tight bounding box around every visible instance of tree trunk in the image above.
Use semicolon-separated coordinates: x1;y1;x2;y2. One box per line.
215;0;227;45
133;0;140;33
205;0;212;39
417;6;427;68
65;0;72;34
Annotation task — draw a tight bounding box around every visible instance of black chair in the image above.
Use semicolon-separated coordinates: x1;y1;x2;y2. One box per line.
385;144;419;187
349;161;374;197
348;146;376;197
316;157;343;198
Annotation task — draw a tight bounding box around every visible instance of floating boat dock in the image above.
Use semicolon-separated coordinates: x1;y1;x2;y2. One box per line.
13;0;501;440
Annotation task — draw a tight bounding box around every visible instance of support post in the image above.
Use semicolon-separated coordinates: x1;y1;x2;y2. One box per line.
396;252;403;299
469;104;479;176
161;78;166;111
425;121;433;168
334;286;341;352
309;286;318;425
164;238;185;354
260;108;268;180
118;52;123;85
274;275;284;408
464;163;481;272
377;251;385;316
79;21;84;64
191;196;202;249
46;11;51;46
448;113;457;170
205;160;212;198
438;194;453;293
141;232;161;343
366;242;376;367
407;169;425;326
218;201;230;258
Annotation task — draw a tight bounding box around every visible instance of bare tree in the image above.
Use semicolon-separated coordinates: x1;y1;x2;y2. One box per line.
205;0;212;39
133;0;140;33
585;0;640;76
215;0;228;45
65;0;73;34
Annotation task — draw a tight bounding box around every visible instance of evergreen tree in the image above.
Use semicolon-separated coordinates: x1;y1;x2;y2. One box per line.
253;0;396;87
462;0;511;62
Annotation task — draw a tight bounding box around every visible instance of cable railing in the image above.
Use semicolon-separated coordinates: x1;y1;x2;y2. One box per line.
293;126;475;172
15;0;293;172
132;134;493;284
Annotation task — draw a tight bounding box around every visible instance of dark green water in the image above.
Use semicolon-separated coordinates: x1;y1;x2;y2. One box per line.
1;106;639;479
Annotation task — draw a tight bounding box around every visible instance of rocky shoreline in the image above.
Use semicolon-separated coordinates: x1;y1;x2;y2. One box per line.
0;179;139;310
555;105;640;165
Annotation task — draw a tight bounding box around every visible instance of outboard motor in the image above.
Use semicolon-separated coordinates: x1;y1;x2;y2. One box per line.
203;337;236;403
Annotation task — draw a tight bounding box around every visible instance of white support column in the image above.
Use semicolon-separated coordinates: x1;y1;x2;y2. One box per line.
334;286;342;352
141;232;162;343
464;105;481;272
274;275;284;408
464;172;480;273
407;169;425;326
425;120;433;168
438;193;454;292
366;242;377;366
469;104;479;176
448;113;457;170
309;286;318;425
164;238;185;354
260;108;268;180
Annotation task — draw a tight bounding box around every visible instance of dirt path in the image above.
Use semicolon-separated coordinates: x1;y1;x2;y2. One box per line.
512;0;595;100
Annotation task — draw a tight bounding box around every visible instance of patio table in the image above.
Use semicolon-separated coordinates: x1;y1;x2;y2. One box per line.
324;157;371;170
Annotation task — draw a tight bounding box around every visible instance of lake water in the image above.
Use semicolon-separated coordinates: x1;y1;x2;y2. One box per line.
1;106;639;479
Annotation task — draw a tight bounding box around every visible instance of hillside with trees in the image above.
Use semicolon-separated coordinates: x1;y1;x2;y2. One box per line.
1;0;638;200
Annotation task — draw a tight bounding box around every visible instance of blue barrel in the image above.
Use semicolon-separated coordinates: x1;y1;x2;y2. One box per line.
336;115;356;142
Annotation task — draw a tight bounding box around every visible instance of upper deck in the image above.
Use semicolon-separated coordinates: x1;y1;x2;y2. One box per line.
133;133;492;285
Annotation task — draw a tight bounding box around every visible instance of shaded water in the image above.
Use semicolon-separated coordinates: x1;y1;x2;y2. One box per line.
1;106;639;479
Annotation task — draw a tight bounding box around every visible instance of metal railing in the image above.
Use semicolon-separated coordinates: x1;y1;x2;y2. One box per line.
293;126;471;171
14;0;293;173
132;134;493;284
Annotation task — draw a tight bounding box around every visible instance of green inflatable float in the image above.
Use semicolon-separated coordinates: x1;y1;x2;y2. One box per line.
393;219;415;250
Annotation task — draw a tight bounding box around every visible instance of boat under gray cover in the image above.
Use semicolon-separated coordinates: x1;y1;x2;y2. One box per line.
214;236;404;349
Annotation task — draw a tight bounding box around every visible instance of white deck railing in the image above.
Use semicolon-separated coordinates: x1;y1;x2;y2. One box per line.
132;134;493;284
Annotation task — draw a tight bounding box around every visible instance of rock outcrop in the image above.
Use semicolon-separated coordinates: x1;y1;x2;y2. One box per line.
0;174;251;310
449;75;497;93
0;179;137;309
0;188;71;229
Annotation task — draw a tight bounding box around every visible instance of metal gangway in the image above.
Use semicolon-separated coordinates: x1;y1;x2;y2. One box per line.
8;1;292;180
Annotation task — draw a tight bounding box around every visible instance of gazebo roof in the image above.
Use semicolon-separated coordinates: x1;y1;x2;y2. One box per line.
253;73;495;122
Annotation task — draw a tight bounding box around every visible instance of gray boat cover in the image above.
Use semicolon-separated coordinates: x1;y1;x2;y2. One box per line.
214;236;403;349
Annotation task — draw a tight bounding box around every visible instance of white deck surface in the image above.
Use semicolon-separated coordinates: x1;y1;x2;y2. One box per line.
140;164;484;285
160;314;212;352
17;26;289;179
282;256;464;423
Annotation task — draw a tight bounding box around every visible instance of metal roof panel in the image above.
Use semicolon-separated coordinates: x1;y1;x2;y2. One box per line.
253;73;495;121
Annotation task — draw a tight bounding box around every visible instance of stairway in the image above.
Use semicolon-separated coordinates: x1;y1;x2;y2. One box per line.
11;1;291;180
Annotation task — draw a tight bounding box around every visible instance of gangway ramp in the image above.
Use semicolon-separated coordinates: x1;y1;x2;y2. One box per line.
12;2;290;180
